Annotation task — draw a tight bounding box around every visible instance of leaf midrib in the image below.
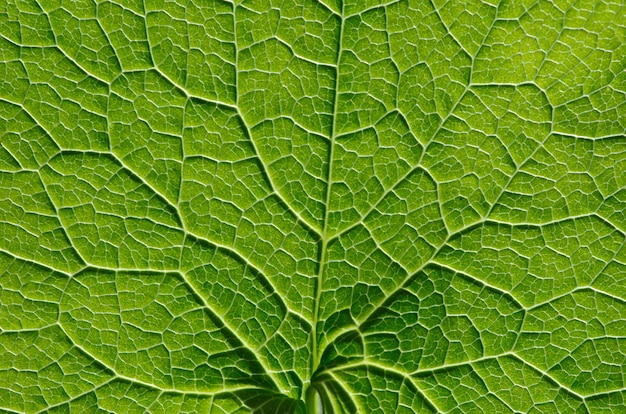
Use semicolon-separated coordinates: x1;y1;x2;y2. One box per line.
310;0;345;389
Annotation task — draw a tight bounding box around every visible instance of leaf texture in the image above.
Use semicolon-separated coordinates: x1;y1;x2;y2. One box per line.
0;0;625;412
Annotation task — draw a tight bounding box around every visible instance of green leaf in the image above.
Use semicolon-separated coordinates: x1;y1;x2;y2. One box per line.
1;0;625;412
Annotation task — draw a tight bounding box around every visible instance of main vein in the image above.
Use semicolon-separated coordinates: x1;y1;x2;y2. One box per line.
310;2;345;384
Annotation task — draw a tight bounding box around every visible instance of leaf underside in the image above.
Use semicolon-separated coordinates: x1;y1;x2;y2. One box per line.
0;0;625;413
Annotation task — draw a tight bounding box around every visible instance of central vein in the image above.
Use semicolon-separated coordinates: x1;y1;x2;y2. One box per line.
310;2;345;390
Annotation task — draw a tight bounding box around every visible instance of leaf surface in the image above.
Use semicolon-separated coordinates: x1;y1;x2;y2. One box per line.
1;0;625;412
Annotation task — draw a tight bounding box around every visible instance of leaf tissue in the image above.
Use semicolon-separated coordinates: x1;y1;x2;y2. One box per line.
1;0;625;412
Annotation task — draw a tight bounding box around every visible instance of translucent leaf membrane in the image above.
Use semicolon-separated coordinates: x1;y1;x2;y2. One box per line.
0;0;624;412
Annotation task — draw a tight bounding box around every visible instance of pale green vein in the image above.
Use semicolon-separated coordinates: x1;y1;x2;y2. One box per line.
310;0;345;380
231;4;322;238
327;360;443;413
510;353;589;402
33;377;112;414
53;320;276;396
429;260;526;311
